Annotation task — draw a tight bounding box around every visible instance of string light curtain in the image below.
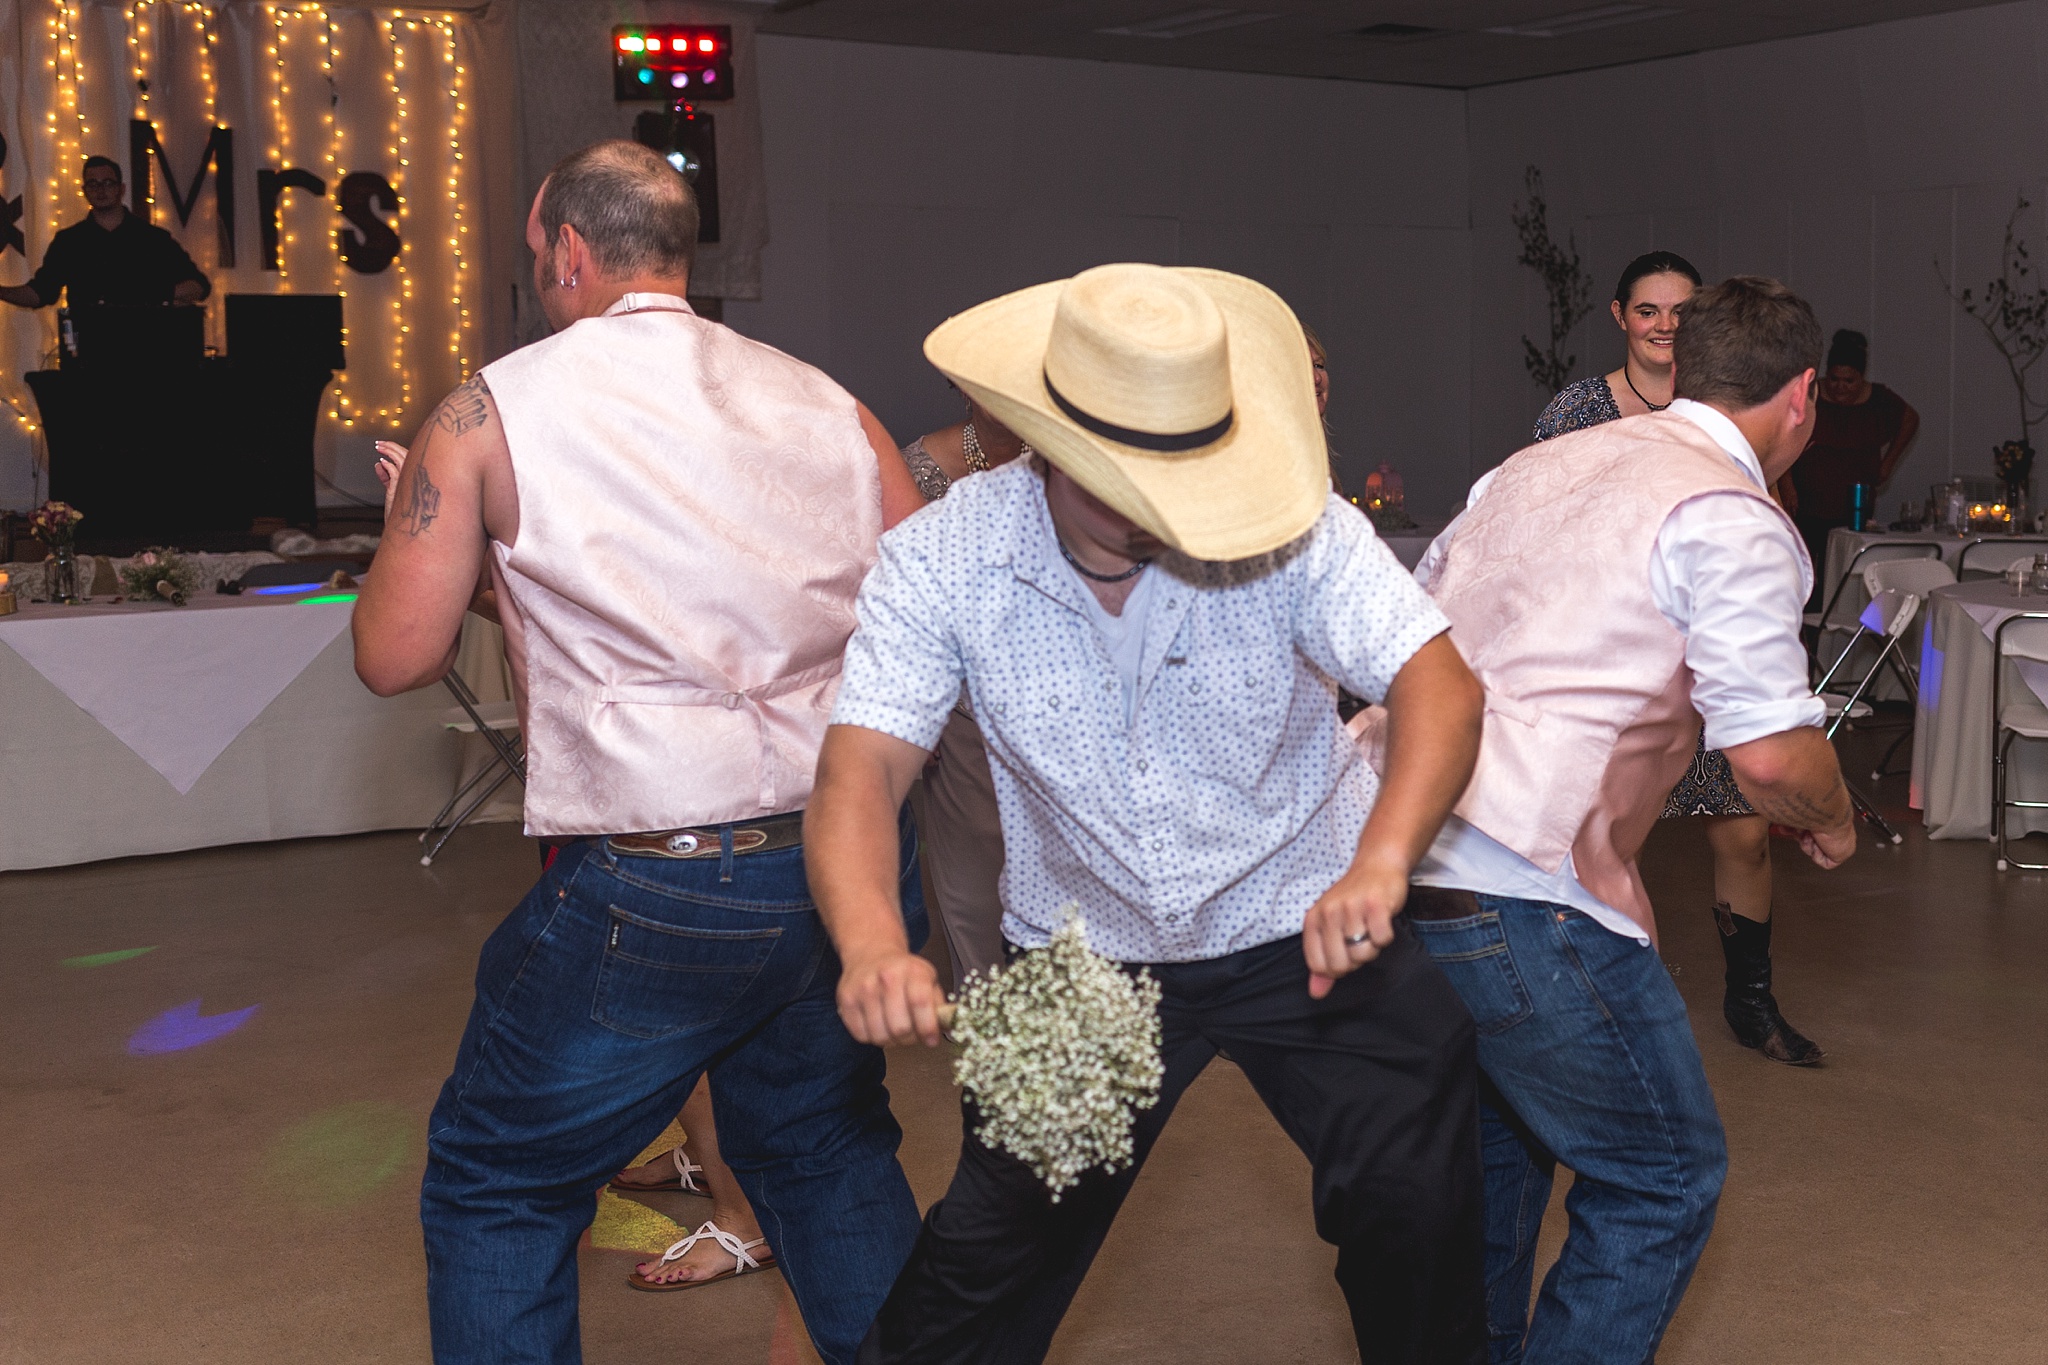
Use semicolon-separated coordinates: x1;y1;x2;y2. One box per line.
0;0;479;459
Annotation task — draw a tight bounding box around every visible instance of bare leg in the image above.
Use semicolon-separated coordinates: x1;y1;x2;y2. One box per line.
1703;813;1772;922
634;1075;771;1284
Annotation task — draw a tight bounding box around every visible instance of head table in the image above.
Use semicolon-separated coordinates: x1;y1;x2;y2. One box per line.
0;586;515;871
1909;578;2048;841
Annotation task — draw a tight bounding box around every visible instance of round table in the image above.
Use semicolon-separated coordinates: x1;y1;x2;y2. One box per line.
1909;579;2048;840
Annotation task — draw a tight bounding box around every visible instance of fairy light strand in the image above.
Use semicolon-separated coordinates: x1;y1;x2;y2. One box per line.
6;4;476;441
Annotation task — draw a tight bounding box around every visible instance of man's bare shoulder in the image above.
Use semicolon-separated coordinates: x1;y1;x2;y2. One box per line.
428;373;498;438
398;373;518;544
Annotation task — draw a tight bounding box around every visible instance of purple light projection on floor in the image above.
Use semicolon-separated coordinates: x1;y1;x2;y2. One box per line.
126;999;262;1055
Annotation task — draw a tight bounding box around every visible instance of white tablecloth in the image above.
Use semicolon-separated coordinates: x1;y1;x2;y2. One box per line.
1910;580;2048;840
1380;522;1447;573
0;594;516;870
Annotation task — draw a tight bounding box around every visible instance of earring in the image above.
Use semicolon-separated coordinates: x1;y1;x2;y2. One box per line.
557;273;577;290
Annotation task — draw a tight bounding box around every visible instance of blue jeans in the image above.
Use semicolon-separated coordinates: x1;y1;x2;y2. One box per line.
421;819;927;1365
1409;897;1726;1365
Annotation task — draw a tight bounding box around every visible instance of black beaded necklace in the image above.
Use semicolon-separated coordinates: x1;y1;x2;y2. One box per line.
1623;366;1671;412
1058;538;1149;583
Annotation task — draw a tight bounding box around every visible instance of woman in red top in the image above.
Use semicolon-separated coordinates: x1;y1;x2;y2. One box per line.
1788;329;1920;579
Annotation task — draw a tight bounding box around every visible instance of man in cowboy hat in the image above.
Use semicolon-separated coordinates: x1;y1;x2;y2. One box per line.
805;263;1489;1363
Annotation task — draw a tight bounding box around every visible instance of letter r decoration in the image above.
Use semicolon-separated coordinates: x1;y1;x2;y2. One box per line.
258;168;327;271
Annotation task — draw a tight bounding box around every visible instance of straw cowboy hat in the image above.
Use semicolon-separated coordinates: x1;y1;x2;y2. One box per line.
924;263;1327;561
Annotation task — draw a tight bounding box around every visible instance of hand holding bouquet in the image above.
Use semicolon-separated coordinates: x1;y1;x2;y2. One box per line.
945;909;1163;1199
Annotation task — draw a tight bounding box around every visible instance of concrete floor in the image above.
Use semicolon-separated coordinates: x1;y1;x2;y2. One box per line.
3;752;2044;1364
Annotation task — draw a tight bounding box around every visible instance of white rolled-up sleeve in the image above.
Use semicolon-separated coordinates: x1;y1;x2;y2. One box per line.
830;531;965;752
1649;491;1826;751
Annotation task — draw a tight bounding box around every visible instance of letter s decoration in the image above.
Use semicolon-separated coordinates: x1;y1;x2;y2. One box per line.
337;171;400;274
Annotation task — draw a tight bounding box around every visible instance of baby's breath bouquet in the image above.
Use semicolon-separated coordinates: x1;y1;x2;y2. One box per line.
947;907;1163;1199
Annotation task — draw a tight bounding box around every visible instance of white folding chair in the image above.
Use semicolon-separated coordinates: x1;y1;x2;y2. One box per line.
1810;561;1954;846
1957;536;2048;582
420;667;526;867
1806;541;1944;682
1993;612;2048;872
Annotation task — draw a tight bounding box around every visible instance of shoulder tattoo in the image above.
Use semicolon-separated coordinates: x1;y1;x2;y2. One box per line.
432;374;494;436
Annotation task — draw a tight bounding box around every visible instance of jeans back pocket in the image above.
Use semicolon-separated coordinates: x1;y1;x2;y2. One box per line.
1409;911;1534;1036
591;905;783;1041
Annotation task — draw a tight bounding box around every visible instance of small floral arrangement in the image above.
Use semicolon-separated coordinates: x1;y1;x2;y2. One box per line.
28;500;83;549
1995;439;2035;502
948;907;1163;1200
118;547;200;606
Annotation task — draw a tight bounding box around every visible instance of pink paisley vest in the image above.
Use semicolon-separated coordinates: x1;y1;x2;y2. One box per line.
482;295;881;836
1429;410;1792;935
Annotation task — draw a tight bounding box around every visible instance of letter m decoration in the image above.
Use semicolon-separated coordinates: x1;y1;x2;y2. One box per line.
128;119;235;266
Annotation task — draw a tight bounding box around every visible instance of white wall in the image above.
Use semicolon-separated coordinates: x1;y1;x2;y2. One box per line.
723;35;1476;516
1468;0;2048;515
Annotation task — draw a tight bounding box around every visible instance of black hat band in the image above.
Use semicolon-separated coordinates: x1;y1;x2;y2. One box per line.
1044;372;1234;452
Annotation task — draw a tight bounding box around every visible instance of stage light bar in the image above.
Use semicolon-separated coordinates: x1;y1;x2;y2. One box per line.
250;582;328;595
614;25;733;102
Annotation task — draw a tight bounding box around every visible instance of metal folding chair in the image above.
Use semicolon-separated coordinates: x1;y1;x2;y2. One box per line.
1957;536;2048;582
420;667;526;867
1811;568;1953;847
1829;559;1957;780
1806;541;1944;683
1992;612;2048;871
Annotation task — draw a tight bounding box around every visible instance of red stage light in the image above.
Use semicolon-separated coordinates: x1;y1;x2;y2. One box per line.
698;37;715;52
646;37;662;51
617;36;632;51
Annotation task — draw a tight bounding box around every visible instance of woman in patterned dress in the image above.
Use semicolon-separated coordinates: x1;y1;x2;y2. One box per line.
896;401;1030;987
1532;250;1824;1066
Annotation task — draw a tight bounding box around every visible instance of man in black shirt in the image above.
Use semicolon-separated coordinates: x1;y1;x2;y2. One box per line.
0;156;209;310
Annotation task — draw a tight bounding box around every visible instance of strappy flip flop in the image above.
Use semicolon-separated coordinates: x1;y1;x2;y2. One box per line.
607;1145;711;1196
627;1219;778;1293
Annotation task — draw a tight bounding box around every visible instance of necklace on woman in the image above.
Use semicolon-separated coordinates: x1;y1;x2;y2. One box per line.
1058;538;1149;583
961;420;991;473
1623;366;1671;412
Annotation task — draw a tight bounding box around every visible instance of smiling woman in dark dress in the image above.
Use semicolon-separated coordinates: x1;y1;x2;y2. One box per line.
1532;250;1824;1067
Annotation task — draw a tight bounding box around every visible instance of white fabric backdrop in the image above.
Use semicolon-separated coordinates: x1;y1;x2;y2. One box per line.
0;0;484;497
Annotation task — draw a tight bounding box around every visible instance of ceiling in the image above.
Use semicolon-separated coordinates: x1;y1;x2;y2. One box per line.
760;0;2014;89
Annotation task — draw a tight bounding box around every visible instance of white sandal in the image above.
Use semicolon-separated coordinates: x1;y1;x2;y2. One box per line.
608;1145;709;1196
627;1219;778;1293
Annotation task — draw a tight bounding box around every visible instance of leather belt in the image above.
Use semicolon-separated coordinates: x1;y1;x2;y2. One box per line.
608;811;804;860
1405;886;1483;921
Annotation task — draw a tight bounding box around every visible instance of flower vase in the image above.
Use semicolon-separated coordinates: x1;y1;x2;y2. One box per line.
45;546;80;603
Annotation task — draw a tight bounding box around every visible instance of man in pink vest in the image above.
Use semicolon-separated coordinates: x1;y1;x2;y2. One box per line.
352;141;926;1365
1405;276;1856;1364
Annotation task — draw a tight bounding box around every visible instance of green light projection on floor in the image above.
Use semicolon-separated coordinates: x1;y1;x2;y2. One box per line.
261;1102;415;1210
300;593;359;604
63;947;159;968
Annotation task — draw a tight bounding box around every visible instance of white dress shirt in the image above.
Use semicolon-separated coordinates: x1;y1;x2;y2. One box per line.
833;460;1450;963
1411;397;1825;942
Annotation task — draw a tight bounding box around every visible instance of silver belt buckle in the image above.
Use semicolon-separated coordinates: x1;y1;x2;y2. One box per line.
664;832;703;855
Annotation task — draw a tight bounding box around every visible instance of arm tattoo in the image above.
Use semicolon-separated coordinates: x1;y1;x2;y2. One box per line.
432;374;493;435
400;458;442;537
1747;783;1847;829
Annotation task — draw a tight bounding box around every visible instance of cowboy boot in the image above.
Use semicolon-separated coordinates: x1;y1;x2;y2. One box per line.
1715;903;1824;1066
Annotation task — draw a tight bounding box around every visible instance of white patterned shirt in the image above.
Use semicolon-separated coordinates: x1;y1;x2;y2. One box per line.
832;460;1450;963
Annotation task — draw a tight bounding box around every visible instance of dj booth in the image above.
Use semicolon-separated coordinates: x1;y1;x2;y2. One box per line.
25;295;344;550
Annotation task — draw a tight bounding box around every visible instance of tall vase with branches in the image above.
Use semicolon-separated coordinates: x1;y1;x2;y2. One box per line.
1512;166;1595;396
1942;193;2048;507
